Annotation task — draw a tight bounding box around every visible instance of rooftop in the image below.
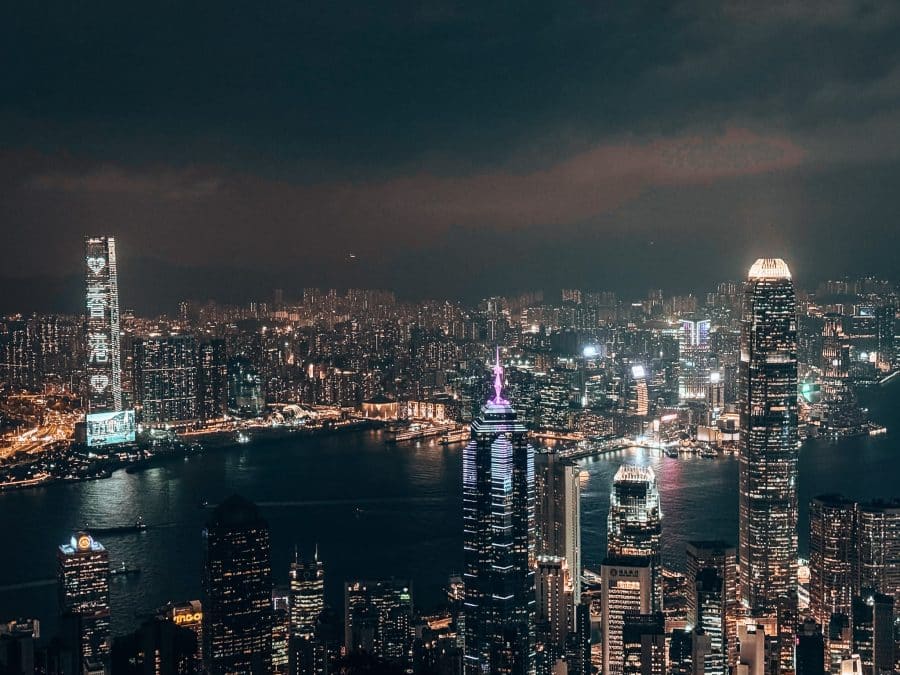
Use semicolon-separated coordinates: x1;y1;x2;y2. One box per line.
748;258;792;280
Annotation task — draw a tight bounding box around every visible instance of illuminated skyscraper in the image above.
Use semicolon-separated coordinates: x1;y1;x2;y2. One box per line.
202;495;273;674
621;611;666;675
132;334;198;423
463;349;536;675
289;548;324;640
608;465;662;610
535;449;581;600
856;500;900;601
57;532;111;664
685;541;739;668
344;579;413;667
601;557;653;675
198;339;228;420
679;318;712;401
809;495;857;627
84;236;122;412
535;555;573;669
738;258;798;613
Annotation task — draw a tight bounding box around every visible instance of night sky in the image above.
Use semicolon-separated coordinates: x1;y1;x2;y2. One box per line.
2;1;899;310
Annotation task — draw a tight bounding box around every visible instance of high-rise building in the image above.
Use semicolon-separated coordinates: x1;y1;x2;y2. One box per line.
601;557;653;675
289;548;325;641
810;495;857;626
535;448;581;600
738;259;798;616
462;349;536;675
202;495;273;674
132;334;198;423
856;500;900;601
84;236;122;412
621;611;665;675
57;532;111;664
695;569;726;675
110;616;198;674
851;591;895;675
735;623;766;675
535;555;574;670
197;339;228;420
607;465;662;610
0;618;39;675
227;356;265;417
685;541;738;657
344;579;413;667
679;318;712;401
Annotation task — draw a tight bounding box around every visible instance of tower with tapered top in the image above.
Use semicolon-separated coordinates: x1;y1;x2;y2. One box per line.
463;348;536;674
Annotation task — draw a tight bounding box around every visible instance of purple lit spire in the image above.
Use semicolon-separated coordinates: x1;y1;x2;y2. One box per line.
490;346;508;405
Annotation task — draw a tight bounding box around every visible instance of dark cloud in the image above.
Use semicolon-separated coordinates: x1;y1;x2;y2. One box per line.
1;0;898;307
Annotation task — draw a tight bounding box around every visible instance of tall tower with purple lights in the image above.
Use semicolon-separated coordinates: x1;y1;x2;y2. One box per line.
463;348;536;675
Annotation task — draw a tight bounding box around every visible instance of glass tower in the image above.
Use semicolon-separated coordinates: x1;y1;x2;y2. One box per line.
84;237;122;412
463;349;536;675
738;257;798;612
608;464;662;610
57;532;111;664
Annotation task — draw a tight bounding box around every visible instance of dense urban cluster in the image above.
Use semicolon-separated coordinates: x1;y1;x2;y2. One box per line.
1;240;899;675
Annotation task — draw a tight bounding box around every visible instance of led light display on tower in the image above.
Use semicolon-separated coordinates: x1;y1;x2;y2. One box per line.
84;237;122;413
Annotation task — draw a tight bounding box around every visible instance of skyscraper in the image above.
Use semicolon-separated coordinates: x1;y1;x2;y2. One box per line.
202;495;273;674
856;500;900;601
344;579;413;667
535;555;573;671
289;548;325;641
809;495;857;627
132;334;198;423
197;339;228;420
57;532;111;664
738;258;798;616
84;237;122;413
608;465;662;610
621;611;666;675
601;557;653;675
535;448;581;599
463;349;536;674
685;541;739;669
679;318;712;401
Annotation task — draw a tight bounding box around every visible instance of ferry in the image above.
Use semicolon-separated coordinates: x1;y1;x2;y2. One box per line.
86;516;147;535
235;431;251;444
110;562;141;577
440;427;470;445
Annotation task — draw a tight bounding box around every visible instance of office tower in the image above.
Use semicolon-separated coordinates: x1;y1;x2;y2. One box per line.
290;548;325;640
535;555;574;670
679;318;712;401
0;618;39;675
463;350;536;674
110;617;198;674
84;236;122;412
874;303;895;371
57;532;111;664
601;557;652;675
132;334;198;423
272;591;291;674
841;654;863;675
627;365;650;418
696;569;726;675
535;448;581;599
851;592;895;675
796;619;825;675
685;541;738;652
621;612;665;675
736;624;766;675
197;339;228;420
856;500;900;600
227;356;265;417
738;258;799;667
202;495;273;674
165;600;203;665
344;579;413;667
810;495;858;626
608;465;662;610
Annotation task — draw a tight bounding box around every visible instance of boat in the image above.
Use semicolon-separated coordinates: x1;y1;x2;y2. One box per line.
235;431;251;444
699;447;718;459
85;516;147;535
665;447;679;458
110;562;141;577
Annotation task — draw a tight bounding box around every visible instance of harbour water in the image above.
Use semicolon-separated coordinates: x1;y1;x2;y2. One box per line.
1;380;897;638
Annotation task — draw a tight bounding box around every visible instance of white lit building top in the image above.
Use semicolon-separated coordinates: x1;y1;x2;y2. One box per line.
748;258;792;280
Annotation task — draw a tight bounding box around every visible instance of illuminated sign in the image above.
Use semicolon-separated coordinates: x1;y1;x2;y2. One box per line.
173;611;203;625
631;365;646;379
77;534;93;550
86;410;136;447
